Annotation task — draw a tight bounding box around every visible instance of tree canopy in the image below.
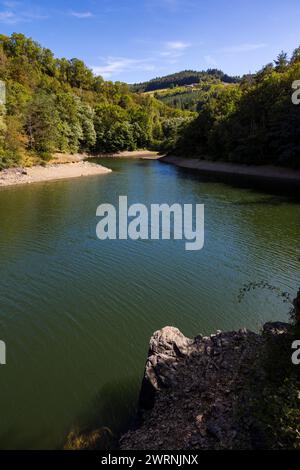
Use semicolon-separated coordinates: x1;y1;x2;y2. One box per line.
171;47;300;168
130;69;240;93
0;33;192;168
1;34;299;169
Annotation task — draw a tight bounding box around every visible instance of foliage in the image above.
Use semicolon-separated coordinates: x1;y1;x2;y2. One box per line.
26;91;59;158
0;33;190;168
173;47;300;168
159;116;194;152
131;69;239;93
238;281;292;307
64;427;115;450
238;284;300;449
250;324;300;449
2;33;300;169
150;79;228;112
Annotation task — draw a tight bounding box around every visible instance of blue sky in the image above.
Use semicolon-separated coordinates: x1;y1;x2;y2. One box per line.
0;0;300;83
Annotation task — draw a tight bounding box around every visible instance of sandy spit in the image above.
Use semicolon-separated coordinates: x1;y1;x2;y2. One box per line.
0;161;112;187
94;150;160;159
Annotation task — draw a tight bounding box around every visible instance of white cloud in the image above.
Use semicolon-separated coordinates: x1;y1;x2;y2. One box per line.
160;40;191;60
220;43;267;53
92;39;191;80
0;3;48;24
92;57;156;79
0;10;29;23
165;41;190;51
71;11;94;19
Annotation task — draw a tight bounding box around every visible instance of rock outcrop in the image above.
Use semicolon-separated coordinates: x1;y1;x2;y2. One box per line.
120;323;290;450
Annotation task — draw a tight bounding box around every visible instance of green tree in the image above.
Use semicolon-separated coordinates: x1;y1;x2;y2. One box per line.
26;91;60;159
274;51;288;71
290;45;300;64
78;101;96;150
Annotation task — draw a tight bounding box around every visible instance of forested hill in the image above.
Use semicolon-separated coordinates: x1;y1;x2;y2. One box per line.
0;33;192;169
171;48;300;168
2;33;299;170
130;69;240;93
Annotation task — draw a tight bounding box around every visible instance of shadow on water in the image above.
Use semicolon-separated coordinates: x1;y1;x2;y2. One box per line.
62;375;140;448
0;427;55;450
167;163;300;203
0;377;139;449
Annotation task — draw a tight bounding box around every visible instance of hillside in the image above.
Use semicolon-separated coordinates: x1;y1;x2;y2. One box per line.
2;34;299;170
130;69;240;93
0;33;192;169
170;48;300;168
147;81;235;112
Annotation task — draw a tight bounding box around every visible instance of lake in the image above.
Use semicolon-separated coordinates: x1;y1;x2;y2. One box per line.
0;158;299;449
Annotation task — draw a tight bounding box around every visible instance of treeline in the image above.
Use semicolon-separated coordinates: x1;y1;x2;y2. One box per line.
2;33;298;170
0;33;192;169
131;69;239;93
172;49;300;168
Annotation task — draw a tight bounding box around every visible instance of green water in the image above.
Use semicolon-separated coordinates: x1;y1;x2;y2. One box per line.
0;158;299;449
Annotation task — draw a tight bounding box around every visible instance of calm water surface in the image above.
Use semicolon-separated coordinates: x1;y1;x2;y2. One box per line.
0;158;299;449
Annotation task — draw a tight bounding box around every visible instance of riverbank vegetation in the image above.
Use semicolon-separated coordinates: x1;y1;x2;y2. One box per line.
171;48;300;168
0;33;193;169
237;286;300;449
1;34;300;170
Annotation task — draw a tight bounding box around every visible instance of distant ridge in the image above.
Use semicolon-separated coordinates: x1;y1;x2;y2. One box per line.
130;69;240;93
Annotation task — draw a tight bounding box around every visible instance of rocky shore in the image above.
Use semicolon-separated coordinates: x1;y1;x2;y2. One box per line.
120;322;290;450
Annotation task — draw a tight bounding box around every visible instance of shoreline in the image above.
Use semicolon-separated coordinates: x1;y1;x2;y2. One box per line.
90;150;160;159
0;161;112;188
160;155;300;189
0;149;159;188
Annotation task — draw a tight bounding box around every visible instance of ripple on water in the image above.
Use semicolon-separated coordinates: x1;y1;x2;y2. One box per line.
0;159;299;448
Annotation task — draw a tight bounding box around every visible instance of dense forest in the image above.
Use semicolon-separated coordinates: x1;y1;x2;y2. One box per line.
0;33;192;169
131;69;239;93
172;49;300;168
153;86;213;112
1;33;300;170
